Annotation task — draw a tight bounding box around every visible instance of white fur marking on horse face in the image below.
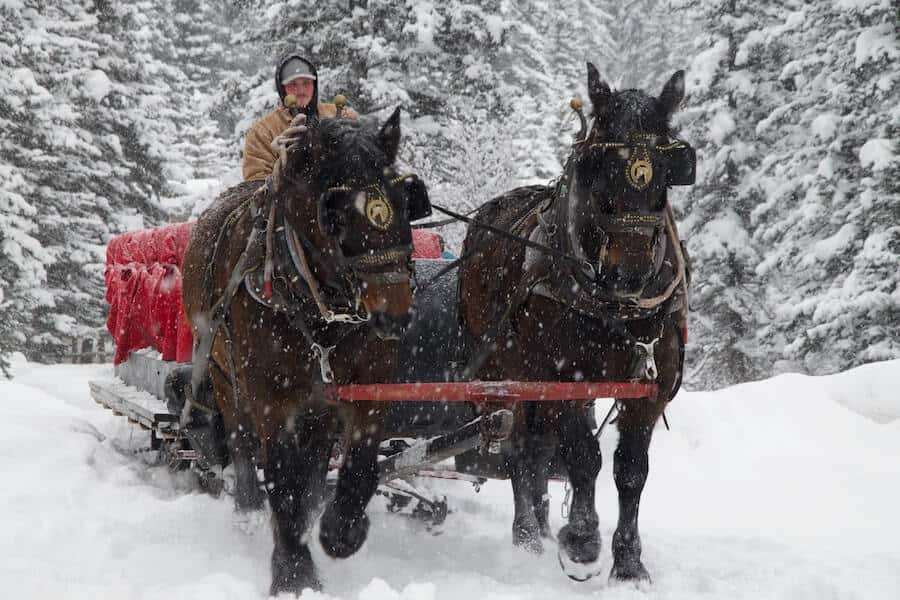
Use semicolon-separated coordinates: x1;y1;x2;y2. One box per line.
353;191;367;215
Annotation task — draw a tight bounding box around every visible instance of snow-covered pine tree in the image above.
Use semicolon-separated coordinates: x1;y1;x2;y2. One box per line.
139;0;250;217
0;15;53;372
0;1;170;362
675;0;899;386
745;0;899;375
671;0;768;388
611;0;698;90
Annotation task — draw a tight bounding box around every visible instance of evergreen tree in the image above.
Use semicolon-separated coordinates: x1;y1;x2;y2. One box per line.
745;0;899;374
675;0;899;386
672;0;768;388
0;1;168;362
0;15;53;371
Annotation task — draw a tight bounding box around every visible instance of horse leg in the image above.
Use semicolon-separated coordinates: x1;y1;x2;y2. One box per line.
556;401;603;581
609;407;659;583
319;405;382;559
209;367;264;512
532;446;554;539
227;425;264;511
610;321;681;584
210;368;266;512
507;402;546;553
527;403;555;540
266;419;332;595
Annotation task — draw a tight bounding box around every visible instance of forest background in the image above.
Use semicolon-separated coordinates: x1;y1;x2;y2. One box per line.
0;0;896;389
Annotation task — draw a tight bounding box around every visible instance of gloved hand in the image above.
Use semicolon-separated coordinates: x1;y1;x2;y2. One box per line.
268;114;308;192
271;113;308;154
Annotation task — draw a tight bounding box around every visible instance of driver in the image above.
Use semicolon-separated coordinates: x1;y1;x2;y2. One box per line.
242;54;358;181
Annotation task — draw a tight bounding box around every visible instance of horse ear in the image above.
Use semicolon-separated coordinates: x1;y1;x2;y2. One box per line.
658;70;685;117
586;62;611;118
379;107;402;162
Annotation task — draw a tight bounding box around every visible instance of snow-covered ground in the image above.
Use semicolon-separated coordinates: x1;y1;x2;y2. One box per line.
2;358;899;600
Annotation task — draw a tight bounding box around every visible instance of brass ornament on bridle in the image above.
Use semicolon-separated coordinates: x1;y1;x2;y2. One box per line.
626;146;654;191
364;186;394;231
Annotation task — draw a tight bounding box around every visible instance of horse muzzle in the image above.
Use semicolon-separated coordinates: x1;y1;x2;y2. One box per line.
355;268;414;340
596;231;663;298
600;263;655;297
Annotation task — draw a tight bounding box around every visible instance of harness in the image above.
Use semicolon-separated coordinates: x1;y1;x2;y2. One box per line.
185;177;416;422
419;128;695;385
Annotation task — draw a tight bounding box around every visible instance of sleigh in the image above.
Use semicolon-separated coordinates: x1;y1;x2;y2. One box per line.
90;222;657;526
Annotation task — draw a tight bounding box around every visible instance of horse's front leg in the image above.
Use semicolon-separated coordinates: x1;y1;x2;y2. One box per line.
556;401;603;580
265;416;333;595
609;408;659;584
209;366;265;512
319;403;383;558
611;321;681;584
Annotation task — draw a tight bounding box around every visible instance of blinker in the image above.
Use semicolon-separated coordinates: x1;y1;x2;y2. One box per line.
662;142;695;186
318;189;343;236
591;139;696;189
404;176;432;221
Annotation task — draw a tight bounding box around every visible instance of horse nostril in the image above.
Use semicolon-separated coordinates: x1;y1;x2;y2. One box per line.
370;310;411;340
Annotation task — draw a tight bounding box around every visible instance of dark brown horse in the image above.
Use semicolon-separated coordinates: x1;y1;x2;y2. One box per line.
181;110;430;595
459;64;692;583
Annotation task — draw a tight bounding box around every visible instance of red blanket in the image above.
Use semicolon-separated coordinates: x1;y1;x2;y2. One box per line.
105;223;443;364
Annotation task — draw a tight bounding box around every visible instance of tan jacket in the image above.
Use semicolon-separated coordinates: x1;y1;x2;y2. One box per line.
242;102;359;181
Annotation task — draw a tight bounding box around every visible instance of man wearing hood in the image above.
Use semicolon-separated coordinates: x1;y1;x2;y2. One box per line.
242;55;358;181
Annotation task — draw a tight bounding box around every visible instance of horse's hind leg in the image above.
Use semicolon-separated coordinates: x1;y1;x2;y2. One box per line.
265;419;333;595
319;404;383;559
508;402;557;551
532;447;554;539
556;401;603;580
507;402;551;553
209;366;264;512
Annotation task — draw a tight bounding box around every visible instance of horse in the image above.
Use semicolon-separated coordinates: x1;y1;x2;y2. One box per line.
181;109;431;595
459;64;693;583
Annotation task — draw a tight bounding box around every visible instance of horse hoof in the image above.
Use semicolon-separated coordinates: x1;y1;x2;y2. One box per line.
319;509;370;559
609;560;651;585
557;524;602;582
270;548;321;595
270;575;322;597
512;517;544;554
513;529;544;554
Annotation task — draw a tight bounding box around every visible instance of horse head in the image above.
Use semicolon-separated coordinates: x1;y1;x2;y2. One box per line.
279;108;431;339
567;64;693;298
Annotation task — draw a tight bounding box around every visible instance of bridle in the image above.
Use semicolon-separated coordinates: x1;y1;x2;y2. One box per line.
319;173;430;290
548;131;695;292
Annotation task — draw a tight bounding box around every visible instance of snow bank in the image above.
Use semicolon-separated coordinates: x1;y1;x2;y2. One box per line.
1;359;898;599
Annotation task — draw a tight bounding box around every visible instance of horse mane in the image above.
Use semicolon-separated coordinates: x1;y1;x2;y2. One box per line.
314;117;390;187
